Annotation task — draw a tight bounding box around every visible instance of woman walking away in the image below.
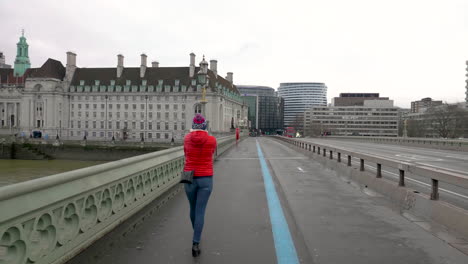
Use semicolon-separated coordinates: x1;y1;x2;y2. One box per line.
183;114;217;257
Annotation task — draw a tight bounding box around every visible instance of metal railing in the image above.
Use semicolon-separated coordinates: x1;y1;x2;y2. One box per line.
277;137;468;201
0;134;240;264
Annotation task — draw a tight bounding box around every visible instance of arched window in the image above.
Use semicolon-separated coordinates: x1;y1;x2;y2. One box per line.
194;104;202;114
33;84;42;92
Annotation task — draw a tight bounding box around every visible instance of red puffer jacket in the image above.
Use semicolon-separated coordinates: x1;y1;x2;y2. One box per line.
183;130;217;177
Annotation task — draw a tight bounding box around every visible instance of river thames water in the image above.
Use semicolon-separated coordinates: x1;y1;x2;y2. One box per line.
0;160;106;187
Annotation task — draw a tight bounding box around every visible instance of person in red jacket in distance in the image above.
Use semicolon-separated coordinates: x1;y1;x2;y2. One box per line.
183;113;217;257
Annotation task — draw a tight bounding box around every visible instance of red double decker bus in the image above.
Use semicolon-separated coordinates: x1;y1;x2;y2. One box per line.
285;127;296;138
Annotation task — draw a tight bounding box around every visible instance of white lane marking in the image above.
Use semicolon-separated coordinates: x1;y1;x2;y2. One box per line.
297;140;468;200
349;156;468;177
395;154;443;162
348;156;468;199
363;164;468;200
303;139;468;159
445;155;468;160
415;162;468;175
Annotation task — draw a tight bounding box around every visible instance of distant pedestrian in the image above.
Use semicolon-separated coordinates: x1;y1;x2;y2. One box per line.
183;113;217;257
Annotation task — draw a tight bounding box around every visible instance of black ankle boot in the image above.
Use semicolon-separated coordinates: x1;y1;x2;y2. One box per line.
192;243;201;257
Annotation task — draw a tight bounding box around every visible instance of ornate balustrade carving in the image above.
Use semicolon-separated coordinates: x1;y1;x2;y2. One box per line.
0;135;239;264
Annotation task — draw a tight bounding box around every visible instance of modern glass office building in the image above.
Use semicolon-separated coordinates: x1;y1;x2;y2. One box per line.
277;82;327;127
238;85;284;133
241;95;258;130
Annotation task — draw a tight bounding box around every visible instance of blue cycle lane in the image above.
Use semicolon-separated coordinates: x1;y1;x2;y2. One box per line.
68;137;309;264
68;137;468;264
256;139;300;264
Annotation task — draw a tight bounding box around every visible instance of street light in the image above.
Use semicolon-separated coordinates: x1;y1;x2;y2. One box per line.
145;94;148;142
105;94;108;140
197;56;209;116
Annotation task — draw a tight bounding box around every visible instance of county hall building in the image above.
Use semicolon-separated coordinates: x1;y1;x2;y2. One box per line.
0;33;248;142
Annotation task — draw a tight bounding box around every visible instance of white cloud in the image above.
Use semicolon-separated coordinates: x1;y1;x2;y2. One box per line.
1;0;467;107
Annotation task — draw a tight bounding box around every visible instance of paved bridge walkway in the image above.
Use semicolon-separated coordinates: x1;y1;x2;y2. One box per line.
69;137;468;264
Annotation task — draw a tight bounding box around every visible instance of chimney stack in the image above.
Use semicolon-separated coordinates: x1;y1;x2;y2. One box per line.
140;53;147;78
189;52;196;78
210;59;218;77
117;54;124;78
152;61;159;68
226;72;233;83
0;52;5;65
65;51;77;82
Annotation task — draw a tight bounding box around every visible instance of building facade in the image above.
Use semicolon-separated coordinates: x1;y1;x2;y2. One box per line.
410;97;443;113
465;61;468;105
13;31;31;76
0;34;248;141
241;95;258;130
304;98;399;137
332;93;389;106
0;52;12;69
238;85;284;134
277;82;327;128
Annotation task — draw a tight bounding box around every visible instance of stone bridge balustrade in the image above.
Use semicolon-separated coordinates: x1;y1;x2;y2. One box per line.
0;134;242;264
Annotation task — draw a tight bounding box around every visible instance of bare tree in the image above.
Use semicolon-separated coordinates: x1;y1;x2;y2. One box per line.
290;113;304;135
427;104;467;138
305;121;338;137
305;121;323;137
406;119;426;137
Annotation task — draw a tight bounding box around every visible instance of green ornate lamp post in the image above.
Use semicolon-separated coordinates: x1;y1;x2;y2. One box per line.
197;56;210;119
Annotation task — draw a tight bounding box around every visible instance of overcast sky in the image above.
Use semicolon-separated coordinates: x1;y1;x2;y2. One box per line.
1;0;467;108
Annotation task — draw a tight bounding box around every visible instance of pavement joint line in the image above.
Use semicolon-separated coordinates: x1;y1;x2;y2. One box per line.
256;140;299;264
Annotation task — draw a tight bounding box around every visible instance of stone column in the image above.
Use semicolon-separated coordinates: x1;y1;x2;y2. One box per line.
4;102;8;127
17;102;21;128
29;99;32;129
1;102;4;127
13;102;17;127
0;102;3;127
44;99;47;129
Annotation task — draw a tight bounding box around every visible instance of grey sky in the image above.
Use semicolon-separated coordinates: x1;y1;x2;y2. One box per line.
1;0;467;108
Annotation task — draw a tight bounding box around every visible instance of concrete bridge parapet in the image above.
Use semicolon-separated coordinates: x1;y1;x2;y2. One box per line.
275;136;468;241
0;134;243;264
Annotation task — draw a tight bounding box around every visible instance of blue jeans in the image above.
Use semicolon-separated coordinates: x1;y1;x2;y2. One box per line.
184;177;213;243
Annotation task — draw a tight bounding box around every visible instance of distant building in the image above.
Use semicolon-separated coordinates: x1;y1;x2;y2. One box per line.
238;85;284;134
238;85;276;97
0;32;248;141
0;52;12;68
332;93;389;106
241;95;258;130
277;82;327;128
304;95;399;137
410;97;443;113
